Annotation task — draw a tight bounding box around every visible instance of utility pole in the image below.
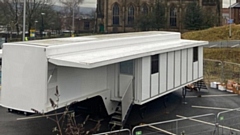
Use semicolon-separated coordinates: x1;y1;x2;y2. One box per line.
72;6;75;37
23;0;26;41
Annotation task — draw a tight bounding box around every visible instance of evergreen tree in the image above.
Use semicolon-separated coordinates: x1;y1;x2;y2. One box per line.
202;10;216;29
216;0;221;26
134;0;166;31
152;0;166;30
135;14;153;31
184;2;204;30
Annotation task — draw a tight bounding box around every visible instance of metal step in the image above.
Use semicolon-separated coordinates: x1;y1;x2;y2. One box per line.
112;115;122;120
115;110;121;114
109;120;122;127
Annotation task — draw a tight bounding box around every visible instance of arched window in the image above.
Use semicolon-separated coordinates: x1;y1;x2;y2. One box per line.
141;3;148;14
170;7;177;26
113;3;120;25
128;5;134;25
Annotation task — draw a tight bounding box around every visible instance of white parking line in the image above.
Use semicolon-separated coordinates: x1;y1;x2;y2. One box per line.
148;125;176;135
176;115;240;133
231;44;239;48
192;105;231;111
176;115;215;126
186;94;238;98
209;44;217;48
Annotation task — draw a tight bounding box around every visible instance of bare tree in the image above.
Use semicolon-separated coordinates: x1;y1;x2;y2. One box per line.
0;0;22;37
59;0;84;34
25;0;55;37
0;0;58;39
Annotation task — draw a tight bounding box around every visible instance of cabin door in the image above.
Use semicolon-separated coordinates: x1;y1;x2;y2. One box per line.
118;60;134;98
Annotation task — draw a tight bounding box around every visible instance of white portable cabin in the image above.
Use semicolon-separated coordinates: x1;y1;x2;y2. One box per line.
0;31;207;124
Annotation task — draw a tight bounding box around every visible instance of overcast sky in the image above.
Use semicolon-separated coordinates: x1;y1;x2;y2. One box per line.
57;0;236;8
80;0;96;7
55;0;97;7
223;0;236;8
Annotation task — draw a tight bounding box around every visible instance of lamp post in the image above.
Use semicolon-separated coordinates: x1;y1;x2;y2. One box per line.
40;13;45;39
22;0;26;41
229;0;232;38
51;22;55;35
35;20;38;39
35;20;38;30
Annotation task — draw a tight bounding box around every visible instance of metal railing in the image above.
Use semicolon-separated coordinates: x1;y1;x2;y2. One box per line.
216;108;240;135
132;113;215;135
93;129;131;135
208;41;240;48
95;111;240;135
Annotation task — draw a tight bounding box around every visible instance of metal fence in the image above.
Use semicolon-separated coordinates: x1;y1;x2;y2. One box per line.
222;61;240;83
216;108;240;135
95;111;240;135
204;59;223;84
204;59;240;85
131;113;216;135
208;41;240;48
93;129;131;135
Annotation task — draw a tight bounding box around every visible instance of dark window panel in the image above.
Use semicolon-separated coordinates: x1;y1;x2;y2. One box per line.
151;54;159;74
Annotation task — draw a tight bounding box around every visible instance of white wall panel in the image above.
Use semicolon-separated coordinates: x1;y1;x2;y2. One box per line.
107;64;116;98
1;45;47;112
187;48;193;82
134;59;142;103
151;73;159;97
193;62;198;79
181;49;187;84
199;47;203;77
58;66;107;103
159;53;167;93
167;52;174;90
175;51;181;87
141;56;151;100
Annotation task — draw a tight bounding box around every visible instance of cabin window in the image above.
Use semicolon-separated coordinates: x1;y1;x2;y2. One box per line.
113;3;120;25
128;5;135;25
120;60;134;75
170;7;177;27
151;54;159;74
193;47;198;62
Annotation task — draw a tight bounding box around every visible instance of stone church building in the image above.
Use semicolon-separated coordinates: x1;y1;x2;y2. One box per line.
96;0;222;33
